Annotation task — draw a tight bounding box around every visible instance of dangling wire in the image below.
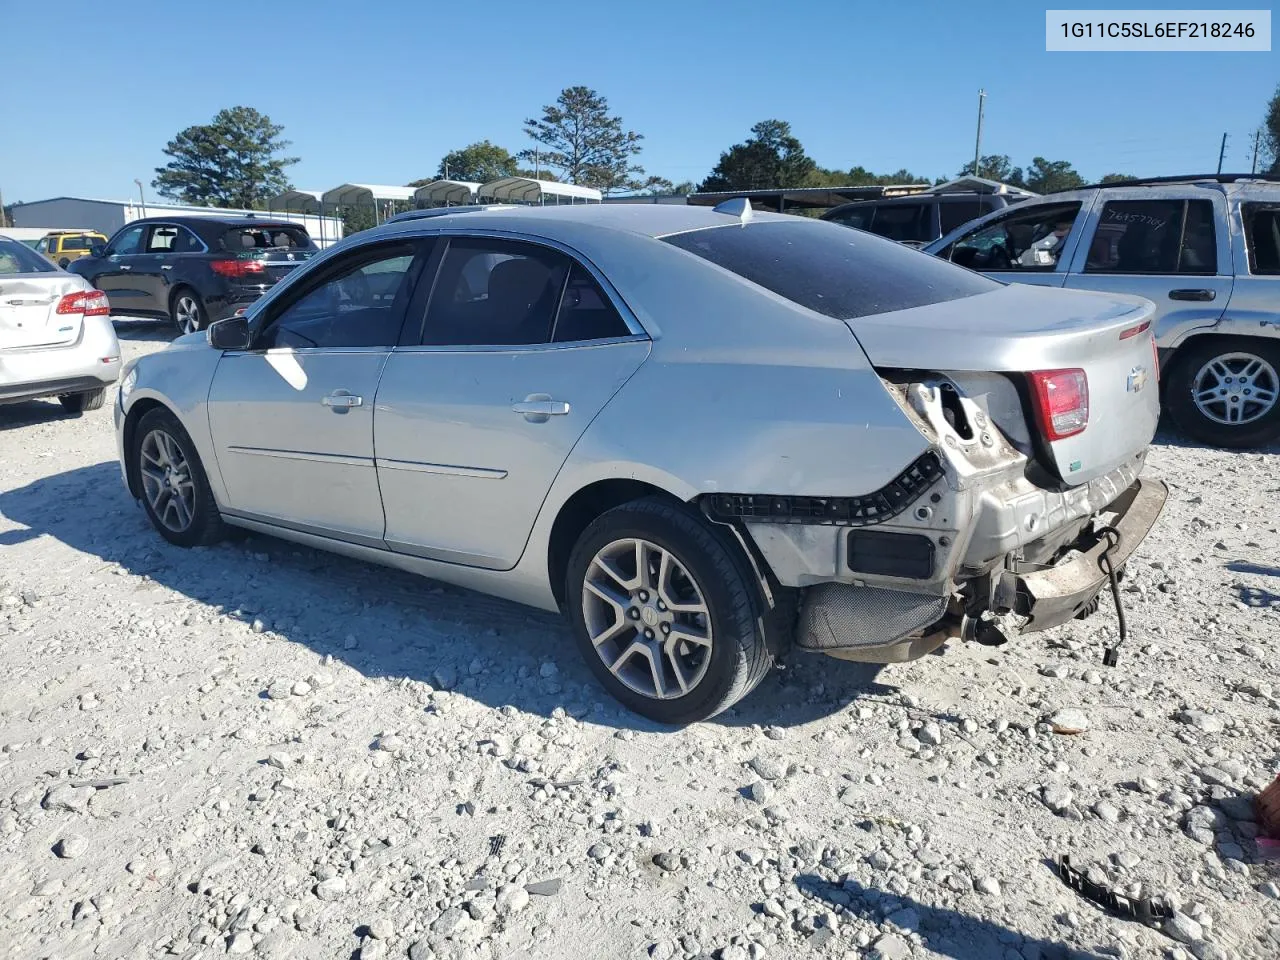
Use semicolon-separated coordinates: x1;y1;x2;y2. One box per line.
1097;526;1125;666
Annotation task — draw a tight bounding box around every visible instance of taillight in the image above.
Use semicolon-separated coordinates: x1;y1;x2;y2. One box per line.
1029;368;1089;440
1151;336;1160;384
210;258;266;279
56;290;110;317
1118;320;1151;340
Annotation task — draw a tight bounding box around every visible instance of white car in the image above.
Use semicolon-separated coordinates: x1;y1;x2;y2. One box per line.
0;235;121;413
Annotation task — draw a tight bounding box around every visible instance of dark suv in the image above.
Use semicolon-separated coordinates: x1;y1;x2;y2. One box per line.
821;192;1029;247
70;216;318;334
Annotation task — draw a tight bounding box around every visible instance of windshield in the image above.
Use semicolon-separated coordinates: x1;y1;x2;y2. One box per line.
221;225;315;253
663;219;999;320
0;237;58;274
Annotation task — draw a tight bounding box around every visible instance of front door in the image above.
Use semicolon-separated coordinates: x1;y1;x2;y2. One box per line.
93;223;150;314
1061;188;1233;346
206;238;429;544
936;198;1092;289
375;236;650;569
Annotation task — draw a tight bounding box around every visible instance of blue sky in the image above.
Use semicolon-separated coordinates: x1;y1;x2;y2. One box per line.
2;0;1274;203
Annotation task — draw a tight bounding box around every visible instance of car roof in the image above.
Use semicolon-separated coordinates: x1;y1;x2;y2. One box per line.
125;215;306;230
370;203;797;244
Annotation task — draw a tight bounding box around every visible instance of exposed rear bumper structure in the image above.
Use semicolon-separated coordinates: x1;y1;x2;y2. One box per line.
1008;477;1167;633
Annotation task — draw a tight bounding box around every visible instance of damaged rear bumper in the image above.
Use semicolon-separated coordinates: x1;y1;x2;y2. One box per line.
1008;477;1167;633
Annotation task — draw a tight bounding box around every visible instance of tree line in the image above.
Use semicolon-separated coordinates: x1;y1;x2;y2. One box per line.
149;84;1280;213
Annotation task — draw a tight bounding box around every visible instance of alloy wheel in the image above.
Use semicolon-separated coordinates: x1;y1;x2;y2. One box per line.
139;429;196;533
175;296;200;334
581;538;713;700
1191;352;1279;426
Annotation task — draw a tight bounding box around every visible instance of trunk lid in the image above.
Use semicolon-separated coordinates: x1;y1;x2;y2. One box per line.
0;275;88;350
846;283;1160;486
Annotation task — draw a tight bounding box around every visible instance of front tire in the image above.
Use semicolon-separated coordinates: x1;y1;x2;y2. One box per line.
171;289;206;335
58;257;71;269
58;388;106;414
565;497;773;724
132;407;226;547
1165;339;1280;448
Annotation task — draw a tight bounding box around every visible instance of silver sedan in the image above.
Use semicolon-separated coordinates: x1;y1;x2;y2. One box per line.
115;203;1165;723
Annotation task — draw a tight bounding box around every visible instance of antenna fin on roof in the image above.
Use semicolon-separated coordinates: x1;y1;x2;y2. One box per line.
711;197;753;222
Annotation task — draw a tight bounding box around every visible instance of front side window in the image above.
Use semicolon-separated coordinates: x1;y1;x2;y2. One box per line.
258;243;418;350
664;219;999;320
944;201;1082;272
1085;199;1216;275
418;238;569;347
108;225;145;256
1243;203;1280;275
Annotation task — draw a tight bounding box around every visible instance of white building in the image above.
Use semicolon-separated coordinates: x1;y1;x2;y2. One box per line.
8;196;344;247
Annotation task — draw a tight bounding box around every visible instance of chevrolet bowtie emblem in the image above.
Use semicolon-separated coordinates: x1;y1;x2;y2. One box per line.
1126;365;1149;393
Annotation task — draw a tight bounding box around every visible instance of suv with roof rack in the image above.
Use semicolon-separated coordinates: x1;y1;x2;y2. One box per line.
822;179;1038;248
924;174;1280;448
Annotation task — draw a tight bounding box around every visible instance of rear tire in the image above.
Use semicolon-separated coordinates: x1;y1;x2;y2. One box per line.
58;257;71;269
132;407;226;547
58;388;106;414
1165;339;1280;448
170;289;206;335
564;497;773;724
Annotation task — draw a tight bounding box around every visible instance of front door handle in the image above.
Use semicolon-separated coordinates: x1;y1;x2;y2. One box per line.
1169;288;1215;302
321;391;363;412
120;265;132;271
512;394;570;423
161;265;172;270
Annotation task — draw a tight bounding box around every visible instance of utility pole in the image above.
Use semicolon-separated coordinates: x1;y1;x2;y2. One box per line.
0;183;7;228
973;89;987;178
1252;129;1262;175
134;179;147;217
534;148;540;180
1216;132;1228;175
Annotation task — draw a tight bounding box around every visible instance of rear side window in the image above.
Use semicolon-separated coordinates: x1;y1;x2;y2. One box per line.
1243;203;1280;275
552;264;630;342
419;238;569;346
940;198;987;235
865;203;932;243
663;220;999;320
222;225;314;252
826;205;875;230
59;235;94;251
1085;199;1217;275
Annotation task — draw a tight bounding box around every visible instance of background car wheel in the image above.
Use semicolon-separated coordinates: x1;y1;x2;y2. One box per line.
132;407;226;547
171;290;206;335
58;257;70;268
58;388;106;414
565;497;773;724
1166;339;1280;448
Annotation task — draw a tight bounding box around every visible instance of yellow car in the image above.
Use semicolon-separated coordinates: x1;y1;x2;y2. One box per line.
35;231;108;269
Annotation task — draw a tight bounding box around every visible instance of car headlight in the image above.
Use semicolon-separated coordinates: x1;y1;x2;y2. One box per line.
120;366;138;400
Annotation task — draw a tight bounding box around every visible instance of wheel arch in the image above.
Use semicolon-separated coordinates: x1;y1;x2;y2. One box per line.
122;397;176;499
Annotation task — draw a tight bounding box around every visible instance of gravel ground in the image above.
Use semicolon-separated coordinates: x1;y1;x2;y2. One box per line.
1;325;1278;960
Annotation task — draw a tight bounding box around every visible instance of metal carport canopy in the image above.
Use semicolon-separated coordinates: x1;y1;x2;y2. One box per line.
270;189;324;213
478;177;602;203
413;180;481;205
320;183;418;206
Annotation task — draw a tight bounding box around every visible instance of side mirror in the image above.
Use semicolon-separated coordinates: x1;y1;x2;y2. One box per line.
89;243;106;258
207;316;252;350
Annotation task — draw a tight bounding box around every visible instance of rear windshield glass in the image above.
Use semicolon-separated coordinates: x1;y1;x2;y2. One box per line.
221;225;314;253
0;238;58;274
663;220;999;319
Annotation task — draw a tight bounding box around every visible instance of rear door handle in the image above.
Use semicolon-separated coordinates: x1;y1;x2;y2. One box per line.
1169;288;1215;302
321;391;363;412
512;395;570;422
161;265;172;270
120;265;132;271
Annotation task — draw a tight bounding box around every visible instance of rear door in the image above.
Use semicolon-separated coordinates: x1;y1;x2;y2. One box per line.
374;235;649;569
92;224;150;315
933;198;1090;288
207;238;429;542
1062;188;1232;346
